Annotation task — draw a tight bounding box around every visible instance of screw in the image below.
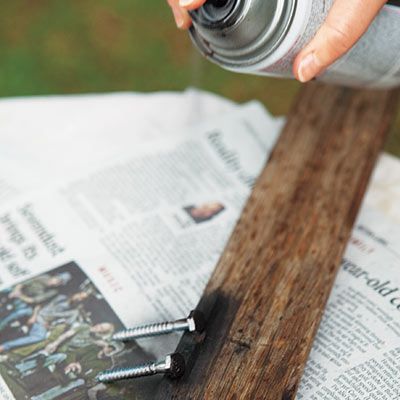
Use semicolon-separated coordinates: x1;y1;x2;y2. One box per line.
112;310;205;341
95;353;185;383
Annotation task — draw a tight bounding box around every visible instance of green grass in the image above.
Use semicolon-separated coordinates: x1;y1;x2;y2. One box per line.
0;0;398;153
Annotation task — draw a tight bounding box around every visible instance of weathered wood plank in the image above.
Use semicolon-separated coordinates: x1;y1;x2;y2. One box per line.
156;83;399;400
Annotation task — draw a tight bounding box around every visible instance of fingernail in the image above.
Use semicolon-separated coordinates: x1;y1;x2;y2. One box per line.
179;0;194;7
297;53;320;83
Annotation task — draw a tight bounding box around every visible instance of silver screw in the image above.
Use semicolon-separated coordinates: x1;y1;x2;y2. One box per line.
112;310;205;341
95;353;185;383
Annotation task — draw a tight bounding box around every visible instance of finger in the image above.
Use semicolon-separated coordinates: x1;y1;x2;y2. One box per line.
167;0;192;29
293;0;387;82
179;0;207;11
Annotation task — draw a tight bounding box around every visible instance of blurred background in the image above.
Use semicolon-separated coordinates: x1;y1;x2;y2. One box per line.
0;0;399;154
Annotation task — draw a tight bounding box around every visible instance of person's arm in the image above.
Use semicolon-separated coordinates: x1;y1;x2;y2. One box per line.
17;289;56;305
168;0;387;82
27;305;41;325
45;327;77;354
9;284;23;299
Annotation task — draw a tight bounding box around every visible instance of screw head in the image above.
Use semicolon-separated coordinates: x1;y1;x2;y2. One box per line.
165;353;186;379
187;310;206;333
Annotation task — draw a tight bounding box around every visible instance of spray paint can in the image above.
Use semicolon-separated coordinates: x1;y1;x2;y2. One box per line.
189;0;400;88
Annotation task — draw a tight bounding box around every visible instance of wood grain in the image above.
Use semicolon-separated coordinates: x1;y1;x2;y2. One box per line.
156;83;399;400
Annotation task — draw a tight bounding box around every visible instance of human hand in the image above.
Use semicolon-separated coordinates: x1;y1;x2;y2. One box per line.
167;0;206;29
169;0;387;84
44;342;58;354
9;286;22;299
293;0;387;82
65;362;82;375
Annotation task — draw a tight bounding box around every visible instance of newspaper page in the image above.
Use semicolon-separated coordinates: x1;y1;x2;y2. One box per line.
364;153;400;226
295;154;400;399
0;103;282;399
0;89;238;205
1;92;400;399
297;207;400;399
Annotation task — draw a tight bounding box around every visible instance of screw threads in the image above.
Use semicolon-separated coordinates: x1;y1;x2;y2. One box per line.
113;320;187;341
112;310;205;343
96;353;186;383
96;363;157;383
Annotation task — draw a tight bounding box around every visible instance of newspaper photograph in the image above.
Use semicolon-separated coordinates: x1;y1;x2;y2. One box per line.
0;262;155;400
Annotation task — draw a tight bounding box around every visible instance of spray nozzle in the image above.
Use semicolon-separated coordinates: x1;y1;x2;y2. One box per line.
191;0;238;26
208;0;230;7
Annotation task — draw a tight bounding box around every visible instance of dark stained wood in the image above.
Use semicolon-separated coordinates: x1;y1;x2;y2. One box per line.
156;83;399;400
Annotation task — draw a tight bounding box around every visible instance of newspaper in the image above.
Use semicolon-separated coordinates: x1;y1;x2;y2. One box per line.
0;92;399;399
296;155;400;399
0;100;282;399
0;89;237;203
298;207;400;399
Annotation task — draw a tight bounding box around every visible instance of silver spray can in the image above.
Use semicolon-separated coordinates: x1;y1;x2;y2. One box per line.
189;0;400;88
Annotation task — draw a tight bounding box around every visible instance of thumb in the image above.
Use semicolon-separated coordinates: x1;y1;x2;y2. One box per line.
293;0;387;82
